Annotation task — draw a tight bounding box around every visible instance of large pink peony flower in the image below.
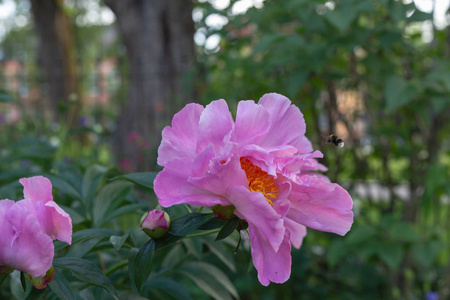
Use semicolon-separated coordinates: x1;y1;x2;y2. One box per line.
0;176;72;279
154;93;353;285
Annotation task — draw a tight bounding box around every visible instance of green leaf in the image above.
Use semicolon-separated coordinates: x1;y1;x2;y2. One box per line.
134;239;155;293
412;241;443;268
10;271;31;300
105;202;152;223
49;268;76;300
112;172;158;190
155;213;216;249
82;165;107;210
54;258;118;300
178;262;239;300
20;272;26;292
0;90;16;103
358;240;380;258
68;228;120;257
59;205;85;225
384;76;418;112
286;71;309;99
253;33;283;53
376;242;403;270
161;244;185;268
0;273;9;287
110;232;129;251
345;224;377;245
215;218;239;241
197;217;226;230
144;277;193;300
326;240;348;268
127;248;139;292
46;174;82;199
93;181;132;225
325;5;357;32
182;238;203;258
203;237;236;272
389;222;419;243
119;294;149;300
72;228;120;243
169;213;216;236
408;9;432;22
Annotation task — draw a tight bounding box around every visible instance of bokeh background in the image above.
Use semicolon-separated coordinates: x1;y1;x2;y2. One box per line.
0;0;449;299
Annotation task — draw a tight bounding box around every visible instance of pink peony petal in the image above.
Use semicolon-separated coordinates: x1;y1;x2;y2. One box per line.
191;144;216;177
19;176;53;204
233;100;271;145
44;201;72;244
295;136;314;154
197;99;234;153
154;158;229;207
158;103;204;166
276;150;327;179
284;217;307;249
1;200;54;278
249;225;292;286
189;154;248;198
287;175;354;235
14;178;72;245
226;185;285;252
258;93;307;150
238;144;298;176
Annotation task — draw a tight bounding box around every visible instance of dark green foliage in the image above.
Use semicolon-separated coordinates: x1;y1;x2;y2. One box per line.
0;0;449;299
195;0;450;298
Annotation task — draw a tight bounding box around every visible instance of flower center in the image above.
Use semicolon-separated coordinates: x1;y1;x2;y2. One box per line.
240;157;278;205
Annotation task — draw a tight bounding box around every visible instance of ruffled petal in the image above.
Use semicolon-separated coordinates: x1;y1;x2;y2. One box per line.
276;150;327;179
233;100;271;145
154;158;229;207
44;201;72;244
294;135;314;154
238;144;298;176
158;103;204;166
19;176;53;204
197;99;234;153
188;154;248;198
2;200;54;278
258;93;306;149
249;225;292;286
225;185;285;252
287;175;354;235
284;217;307;249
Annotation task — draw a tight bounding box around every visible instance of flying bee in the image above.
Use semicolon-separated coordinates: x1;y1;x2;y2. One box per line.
326;134;344;148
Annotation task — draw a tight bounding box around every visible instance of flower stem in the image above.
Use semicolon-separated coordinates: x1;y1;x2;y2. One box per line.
185;228;221;239
104;260;129;276
197;206;204;213
183;204;192;213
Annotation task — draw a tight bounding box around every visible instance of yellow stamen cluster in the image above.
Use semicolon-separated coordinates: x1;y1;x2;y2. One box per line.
240;157;278;205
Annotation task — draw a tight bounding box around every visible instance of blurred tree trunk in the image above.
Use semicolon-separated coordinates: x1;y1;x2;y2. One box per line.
103;0;196;171
30;0;80;127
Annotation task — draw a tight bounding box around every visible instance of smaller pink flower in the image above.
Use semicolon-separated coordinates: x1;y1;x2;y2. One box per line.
0;176;72;281
140;209;170;239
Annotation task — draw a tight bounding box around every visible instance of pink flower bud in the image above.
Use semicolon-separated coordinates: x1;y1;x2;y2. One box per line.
140;209;170;239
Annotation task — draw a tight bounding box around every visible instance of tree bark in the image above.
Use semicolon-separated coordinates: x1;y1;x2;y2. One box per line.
30;0;80;126
103;0;196;171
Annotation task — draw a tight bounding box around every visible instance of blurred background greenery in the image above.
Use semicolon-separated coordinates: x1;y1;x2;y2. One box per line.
0;0;449;299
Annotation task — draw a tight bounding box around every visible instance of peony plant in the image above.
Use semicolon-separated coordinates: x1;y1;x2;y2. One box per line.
154;93;354;285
